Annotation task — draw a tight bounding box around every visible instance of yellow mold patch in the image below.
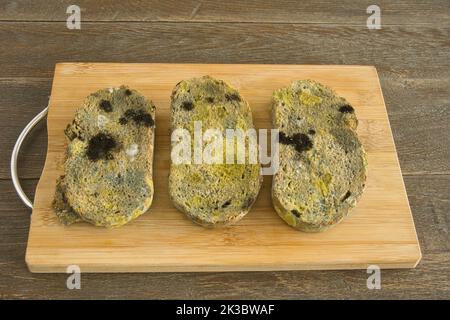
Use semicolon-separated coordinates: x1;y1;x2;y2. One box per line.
300;91;322;106
68;139;86;156
284;213;297;227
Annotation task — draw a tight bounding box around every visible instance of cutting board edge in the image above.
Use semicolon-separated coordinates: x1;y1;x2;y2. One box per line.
26;262;423;274
26;254;422;273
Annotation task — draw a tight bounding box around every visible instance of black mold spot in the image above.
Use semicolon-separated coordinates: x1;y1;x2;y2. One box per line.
124;89;132;96
181;101;194;111
221;200;232;208
121;109;154;127
119;117;128;125
308;129;316;135
279;132;293;145
292;133;313;153
86;133;116;161
339;105;354;113
133;110;154;127
341;191;351;202
225;93;241;102
291;210;301;218
206;97;214;103
279;132;313;153
124;109;136;118
99;100;113;112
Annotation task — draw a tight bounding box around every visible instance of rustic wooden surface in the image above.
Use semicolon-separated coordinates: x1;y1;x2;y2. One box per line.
0;1;448;298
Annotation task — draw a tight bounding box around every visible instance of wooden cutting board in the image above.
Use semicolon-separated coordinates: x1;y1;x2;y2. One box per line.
26;63;421;273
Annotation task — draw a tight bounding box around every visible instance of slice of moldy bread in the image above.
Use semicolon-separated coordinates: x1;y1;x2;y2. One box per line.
53;86;156;227
169;76;262;227
272;80;368;232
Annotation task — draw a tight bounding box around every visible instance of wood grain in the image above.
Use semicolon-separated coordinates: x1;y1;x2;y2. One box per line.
1;0;449;25
382;76;450;175
0;78;50;179
1;23;449;79
404;175;450;253
25;63;421;272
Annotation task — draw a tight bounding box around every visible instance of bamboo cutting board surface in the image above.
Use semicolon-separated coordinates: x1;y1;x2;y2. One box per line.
26;63;421;273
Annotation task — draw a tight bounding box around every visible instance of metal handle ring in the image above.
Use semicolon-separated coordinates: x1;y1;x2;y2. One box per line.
10;107;48;209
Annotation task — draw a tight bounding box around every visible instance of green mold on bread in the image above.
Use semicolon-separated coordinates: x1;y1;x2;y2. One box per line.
169;76;262;227
272;80;368;232
52;86;156;227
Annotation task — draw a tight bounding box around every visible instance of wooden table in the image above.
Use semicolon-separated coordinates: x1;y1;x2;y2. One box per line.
1;1;448;299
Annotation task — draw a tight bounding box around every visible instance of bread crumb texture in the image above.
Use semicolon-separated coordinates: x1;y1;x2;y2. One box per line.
272;80;368;232
53;86;156;227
